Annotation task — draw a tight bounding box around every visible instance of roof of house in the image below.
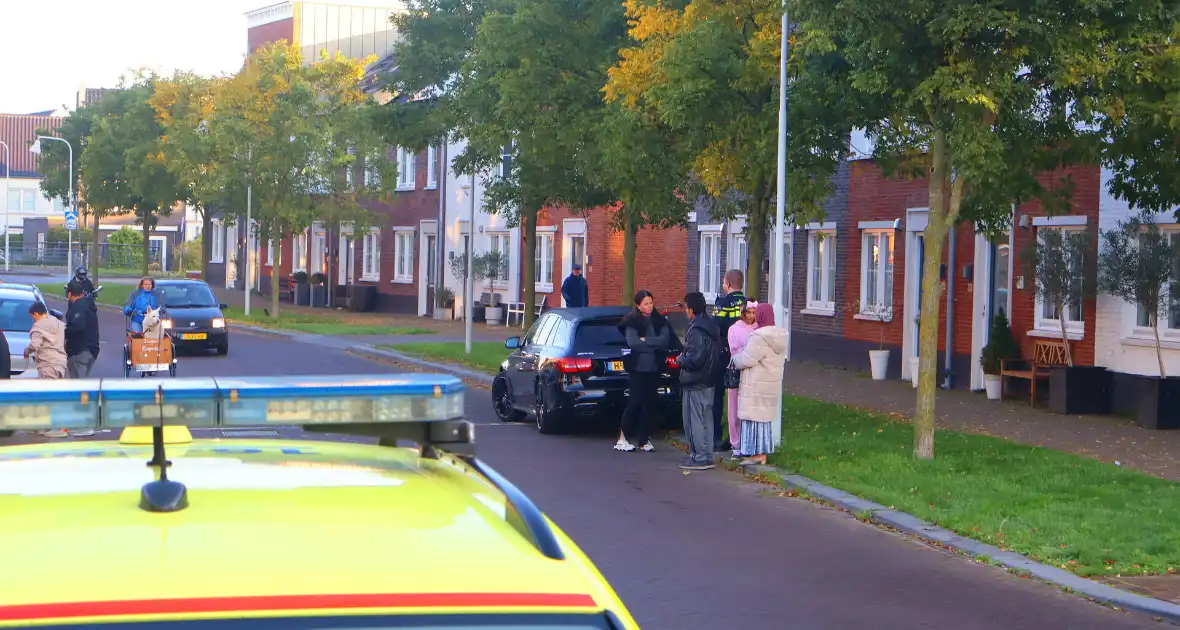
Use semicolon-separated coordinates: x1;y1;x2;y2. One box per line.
0;114;64;179
100;208;186;230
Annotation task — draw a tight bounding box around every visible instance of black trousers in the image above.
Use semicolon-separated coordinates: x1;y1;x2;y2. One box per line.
621;370;659;445
713;351;728;446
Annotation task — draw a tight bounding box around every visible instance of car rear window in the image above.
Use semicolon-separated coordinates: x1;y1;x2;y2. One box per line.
0;297;35;332
573;318;627;350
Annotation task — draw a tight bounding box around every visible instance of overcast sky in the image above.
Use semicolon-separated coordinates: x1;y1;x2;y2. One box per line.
1;0;255;114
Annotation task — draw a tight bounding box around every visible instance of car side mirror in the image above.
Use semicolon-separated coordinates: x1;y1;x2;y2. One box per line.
505;337;521;349
219;303;228;310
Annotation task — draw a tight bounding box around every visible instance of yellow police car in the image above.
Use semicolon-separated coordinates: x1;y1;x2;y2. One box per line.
0;375;638;629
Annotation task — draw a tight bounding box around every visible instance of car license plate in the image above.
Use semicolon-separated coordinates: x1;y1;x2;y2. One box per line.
610;361;624;371
181;333;207;340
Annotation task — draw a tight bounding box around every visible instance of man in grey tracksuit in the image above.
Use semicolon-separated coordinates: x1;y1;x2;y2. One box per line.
677;291;720;470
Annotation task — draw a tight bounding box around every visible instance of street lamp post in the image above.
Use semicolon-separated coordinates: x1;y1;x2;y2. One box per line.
771;5;790;449
0;140;10;272
466;171;476;355
29;136;75;277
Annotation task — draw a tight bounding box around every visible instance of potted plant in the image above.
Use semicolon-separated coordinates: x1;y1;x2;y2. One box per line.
293;270;310;306
1026;226;1109;414
435;286;456;320
979;311;1019;400
472;250;506;326
309;272;328;307
1099;213;1179;428
848;299;892;380
448;251;484;321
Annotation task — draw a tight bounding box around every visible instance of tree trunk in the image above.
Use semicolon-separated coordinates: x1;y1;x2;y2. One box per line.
914;129;955;461
201;210;213;281
746;199;768;301
141;221;152;277
90;211;102;284
522;208;538;328
271;252;281;320
1153;315;1167;378
622;207;638;305
1058;298;1073;366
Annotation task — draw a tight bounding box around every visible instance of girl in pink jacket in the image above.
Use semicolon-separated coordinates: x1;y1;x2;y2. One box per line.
726;300;758;457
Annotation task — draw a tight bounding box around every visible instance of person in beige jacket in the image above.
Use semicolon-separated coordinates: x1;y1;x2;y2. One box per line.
25;302;68;380
730;303;787;465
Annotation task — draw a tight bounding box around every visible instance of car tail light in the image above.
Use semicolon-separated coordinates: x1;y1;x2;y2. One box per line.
665;354;680;369
555;357;593;373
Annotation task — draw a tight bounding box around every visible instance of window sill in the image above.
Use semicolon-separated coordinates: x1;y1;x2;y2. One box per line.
396;184;416;192
391;277;414;285
535;283;554;294
800;307;835;317
1028;327;1084;341
854;312;893;323
360;275;381;282
1120;336;1180;351
492;282;511;291
210;258;224;264
426;183;438;190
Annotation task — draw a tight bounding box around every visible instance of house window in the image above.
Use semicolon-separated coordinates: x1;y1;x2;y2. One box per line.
52;197;64;213
807;230;836;312
860;230;894;316
266;239;274;266
8;190;35;212
1136;231;1180;331
699;232;722;297
394;231;414;283
293;230;308;272
497;142;515;179
210;222;225;263
22;191;34;212
396;147;415;190
535;232;555;288
488;232;511;283
1033;227;1085;333
362;229;381;281
729;233;748;272
426;145;438;188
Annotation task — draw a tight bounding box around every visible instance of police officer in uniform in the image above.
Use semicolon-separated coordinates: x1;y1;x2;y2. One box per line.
713;269;746;451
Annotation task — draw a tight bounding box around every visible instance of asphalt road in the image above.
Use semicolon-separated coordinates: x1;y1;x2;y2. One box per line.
6;305;1159;629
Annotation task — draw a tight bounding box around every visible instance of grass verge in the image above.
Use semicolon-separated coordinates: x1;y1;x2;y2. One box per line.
381;341;506;375
773;396;1180;578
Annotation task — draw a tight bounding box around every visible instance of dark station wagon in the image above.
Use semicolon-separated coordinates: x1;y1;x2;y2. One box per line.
492;306;685;434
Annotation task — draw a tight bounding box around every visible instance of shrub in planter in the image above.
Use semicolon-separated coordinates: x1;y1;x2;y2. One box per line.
293;270;311;306
309;272;328;307
1025;225;1110;414
845;299;891;380
980;312;1019;400
1100;213;1180;428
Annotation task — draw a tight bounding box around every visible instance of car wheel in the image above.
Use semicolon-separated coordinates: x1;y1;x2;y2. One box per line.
534;386;563;435
492;373;525;422
217;343;228;356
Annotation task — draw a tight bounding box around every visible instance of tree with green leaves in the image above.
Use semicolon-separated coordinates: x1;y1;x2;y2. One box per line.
384;0;622;326
36;103;102;275
200;42;388;318
1100;214;1176;377
790;0;1115;459
80;76;188;277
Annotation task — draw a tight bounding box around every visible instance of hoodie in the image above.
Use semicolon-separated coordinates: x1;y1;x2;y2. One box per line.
731;325;789;422
28;315;68;376
678;313;720;390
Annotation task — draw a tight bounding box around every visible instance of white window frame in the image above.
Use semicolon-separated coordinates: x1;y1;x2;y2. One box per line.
426;145;438;189
488;232;511;286
396;147;415;191
728;232;748;272
293;230;308;273
804;227;836;315
361;228;382;281
698;228;723;301
1131;228;1180;340
1033;226;1086;337
535;229;555;291
393;230;415;284
210;220;225;263
859;229;895;320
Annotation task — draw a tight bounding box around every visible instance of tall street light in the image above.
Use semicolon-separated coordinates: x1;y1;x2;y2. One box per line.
0;140;10;272
29;136;75;276
771;4;791;449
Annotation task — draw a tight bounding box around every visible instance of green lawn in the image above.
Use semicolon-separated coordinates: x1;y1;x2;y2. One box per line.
381;341;507;374
773;396;1180;577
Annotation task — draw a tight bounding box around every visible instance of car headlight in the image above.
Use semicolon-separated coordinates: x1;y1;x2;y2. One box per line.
161;319;173;329
211;318;225;328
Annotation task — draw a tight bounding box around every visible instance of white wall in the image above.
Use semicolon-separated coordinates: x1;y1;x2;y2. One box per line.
3;176;61;232
440;137;521;314
1094;169;1180;376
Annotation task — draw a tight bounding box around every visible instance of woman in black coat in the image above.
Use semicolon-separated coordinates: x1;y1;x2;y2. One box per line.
615;290;670;452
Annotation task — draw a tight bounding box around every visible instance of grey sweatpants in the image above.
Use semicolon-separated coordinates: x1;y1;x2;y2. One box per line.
682;386;715;465
67;351;96;379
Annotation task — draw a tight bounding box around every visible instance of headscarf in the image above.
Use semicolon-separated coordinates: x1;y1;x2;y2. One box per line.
755;302;776;328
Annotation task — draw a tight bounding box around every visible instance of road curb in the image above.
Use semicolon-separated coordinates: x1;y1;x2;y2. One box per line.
345;345;496;386
665;436;1180;624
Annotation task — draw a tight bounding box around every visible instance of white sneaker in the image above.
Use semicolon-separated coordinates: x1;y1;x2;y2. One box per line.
41;429;69;438
639;441;655;452
613;438;636;452
69;429;95;437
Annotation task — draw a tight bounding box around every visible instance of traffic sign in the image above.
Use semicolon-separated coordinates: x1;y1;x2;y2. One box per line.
64;208;78;221
64;216;78;231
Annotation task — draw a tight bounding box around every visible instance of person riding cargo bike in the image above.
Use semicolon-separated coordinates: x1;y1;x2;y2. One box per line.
122;276;176;377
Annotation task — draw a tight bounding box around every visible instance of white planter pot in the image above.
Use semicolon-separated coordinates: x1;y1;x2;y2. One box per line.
868;349;890;380
909;356;920;388
984;374;1003;400
485;306;504;326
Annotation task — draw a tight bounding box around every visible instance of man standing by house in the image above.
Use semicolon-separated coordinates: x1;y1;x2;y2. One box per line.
65;281;100;378
561;263;589;308
713;269;746;451
678;291;720;470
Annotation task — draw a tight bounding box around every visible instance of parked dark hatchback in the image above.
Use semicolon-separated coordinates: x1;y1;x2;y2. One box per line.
156;279;230;355
492;306;685;434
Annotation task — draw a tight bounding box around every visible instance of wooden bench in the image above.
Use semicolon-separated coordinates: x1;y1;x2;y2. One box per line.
999;340;1069;406
277;276;295;302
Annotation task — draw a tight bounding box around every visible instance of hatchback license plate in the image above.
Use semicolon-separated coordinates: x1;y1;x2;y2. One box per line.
609;361;624;371
181;333;207;340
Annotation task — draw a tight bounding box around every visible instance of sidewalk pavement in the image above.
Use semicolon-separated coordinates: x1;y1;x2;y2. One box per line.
783;361;1180;483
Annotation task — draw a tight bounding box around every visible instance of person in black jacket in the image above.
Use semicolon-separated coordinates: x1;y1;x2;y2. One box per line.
615;289;670;453
712;269;746;450
678;291;720;470
561;264;589;308
64;281;100;378
0;329;10;379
